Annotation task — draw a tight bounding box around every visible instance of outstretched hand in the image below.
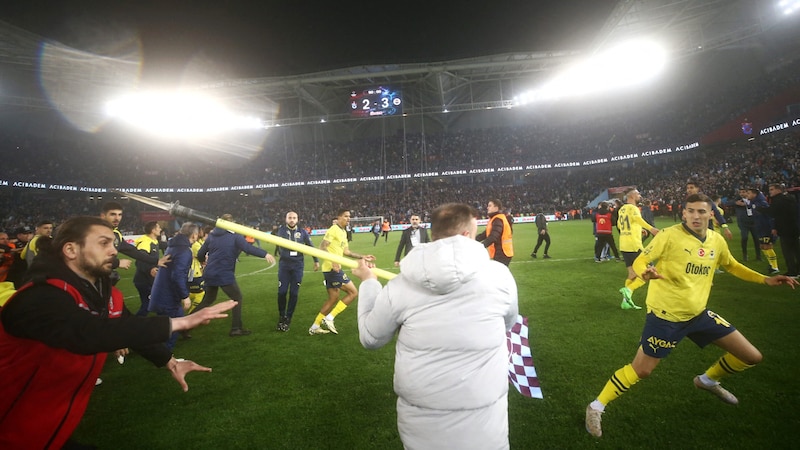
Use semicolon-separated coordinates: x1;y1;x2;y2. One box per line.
352;257;377;281
765;275;799;289
157;254;172;267
166;357;212;392
170;300;238;331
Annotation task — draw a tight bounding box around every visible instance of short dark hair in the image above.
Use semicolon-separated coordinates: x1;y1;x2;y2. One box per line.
430;203;477;241
488;199;503;210
769;183;785;192
336;209;350;218
101;202;123;214
685;193;712;207
36;220;54;228
37;216;113;262
144;221;159;235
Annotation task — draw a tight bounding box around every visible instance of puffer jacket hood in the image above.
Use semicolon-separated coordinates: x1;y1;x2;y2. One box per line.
398;234;488;295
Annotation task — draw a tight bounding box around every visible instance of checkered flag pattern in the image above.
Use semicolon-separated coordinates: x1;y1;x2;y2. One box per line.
506;315;543;399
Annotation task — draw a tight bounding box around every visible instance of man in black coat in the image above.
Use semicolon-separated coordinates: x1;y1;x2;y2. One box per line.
763;184;800;277
394;214;430;267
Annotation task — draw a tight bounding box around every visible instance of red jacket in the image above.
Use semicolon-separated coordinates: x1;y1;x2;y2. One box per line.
0;279;123;449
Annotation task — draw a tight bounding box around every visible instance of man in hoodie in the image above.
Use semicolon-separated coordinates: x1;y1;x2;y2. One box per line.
353;203;519;449
149;223;199;349
195;214;276;337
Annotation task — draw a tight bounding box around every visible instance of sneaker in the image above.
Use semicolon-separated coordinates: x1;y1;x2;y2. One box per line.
543;254;551;259
620;299;635;310
595;258;602;263
585;404;603;437
308;326;330;335
229;328;252;337
95;378;103;386
693;376;738;405
714;269;724;274
277;316;290;332
530;253;537;258
768;267;780;275
619;287;642;310
322;317;338;334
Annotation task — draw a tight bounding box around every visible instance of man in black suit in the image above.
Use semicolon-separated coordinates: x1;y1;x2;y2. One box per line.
394;214;430;267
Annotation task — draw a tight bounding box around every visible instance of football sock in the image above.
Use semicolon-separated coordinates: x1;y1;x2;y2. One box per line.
330;300;348;318
597;364;640;406
763;248;778;270
625;277;646;292
704;353;755;382
313;313;324;327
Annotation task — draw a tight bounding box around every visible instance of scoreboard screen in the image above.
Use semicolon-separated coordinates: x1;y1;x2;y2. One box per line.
350;86;402;118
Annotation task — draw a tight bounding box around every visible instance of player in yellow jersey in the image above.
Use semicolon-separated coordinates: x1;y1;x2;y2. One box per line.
585;194;798;438
308;209;375;335
186;225;211;315
617;188;659;310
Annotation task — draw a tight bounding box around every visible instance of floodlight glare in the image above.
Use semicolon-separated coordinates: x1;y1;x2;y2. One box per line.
106;91;264;138
778;0;800;14
523;39;667;102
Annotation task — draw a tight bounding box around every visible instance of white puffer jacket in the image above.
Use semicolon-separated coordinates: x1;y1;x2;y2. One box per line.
358;235;518;410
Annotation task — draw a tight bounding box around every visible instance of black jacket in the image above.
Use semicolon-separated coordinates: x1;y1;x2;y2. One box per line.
394;225;431;262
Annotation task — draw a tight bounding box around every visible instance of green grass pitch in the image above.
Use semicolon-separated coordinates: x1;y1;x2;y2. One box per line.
74;217;800;449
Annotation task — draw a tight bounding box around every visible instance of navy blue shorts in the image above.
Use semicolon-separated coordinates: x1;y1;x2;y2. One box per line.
622;251;640;267
323;270;351;289
640;309;737;358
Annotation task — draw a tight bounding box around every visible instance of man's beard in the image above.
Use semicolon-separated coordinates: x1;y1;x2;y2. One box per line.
80;258;113;279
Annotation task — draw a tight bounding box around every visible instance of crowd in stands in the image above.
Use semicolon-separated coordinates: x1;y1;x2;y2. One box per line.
2;50;799;233
2;130;798;235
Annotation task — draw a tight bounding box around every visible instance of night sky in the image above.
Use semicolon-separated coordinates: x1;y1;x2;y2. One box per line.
1;1;618;82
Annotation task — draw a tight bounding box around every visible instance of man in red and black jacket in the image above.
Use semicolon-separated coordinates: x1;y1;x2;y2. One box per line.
0;216;236;449
592;202;620;262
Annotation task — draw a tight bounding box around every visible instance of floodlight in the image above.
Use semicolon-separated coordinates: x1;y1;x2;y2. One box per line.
106;91;264;138
778;0;799;14
514;39;667;105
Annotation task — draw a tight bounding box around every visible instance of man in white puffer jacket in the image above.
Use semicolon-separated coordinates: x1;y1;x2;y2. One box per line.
353;203;519;450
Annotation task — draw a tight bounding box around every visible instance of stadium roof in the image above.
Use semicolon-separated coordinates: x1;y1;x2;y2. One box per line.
0;0;795;133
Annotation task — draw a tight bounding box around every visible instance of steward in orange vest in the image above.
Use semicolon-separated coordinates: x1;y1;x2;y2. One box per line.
476;199;514;266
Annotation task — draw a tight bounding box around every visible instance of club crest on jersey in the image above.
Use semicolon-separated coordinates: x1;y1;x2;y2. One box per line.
294;232;301;239
697;248;705;257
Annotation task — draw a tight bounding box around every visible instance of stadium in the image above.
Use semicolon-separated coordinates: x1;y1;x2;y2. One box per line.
1;1;800;448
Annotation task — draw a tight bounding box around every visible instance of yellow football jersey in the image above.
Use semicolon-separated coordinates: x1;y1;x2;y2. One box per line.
321;224;348;272
635;224;733;322
617;204;653;252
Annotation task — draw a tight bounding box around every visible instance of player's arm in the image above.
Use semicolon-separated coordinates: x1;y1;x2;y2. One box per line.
632;232;668;280
632;213;659;235
119;240;171;267
343;247;375;262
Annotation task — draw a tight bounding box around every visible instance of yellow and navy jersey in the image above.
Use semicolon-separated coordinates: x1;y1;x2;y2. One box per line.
617;204;653;252
636;224;734;322
191;238;204;278
321;224;348;272
134;234;159;253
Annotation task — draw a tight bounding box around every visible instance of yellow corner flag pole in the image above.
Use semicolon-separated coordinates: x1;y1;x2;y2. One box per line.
117;191;397;281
